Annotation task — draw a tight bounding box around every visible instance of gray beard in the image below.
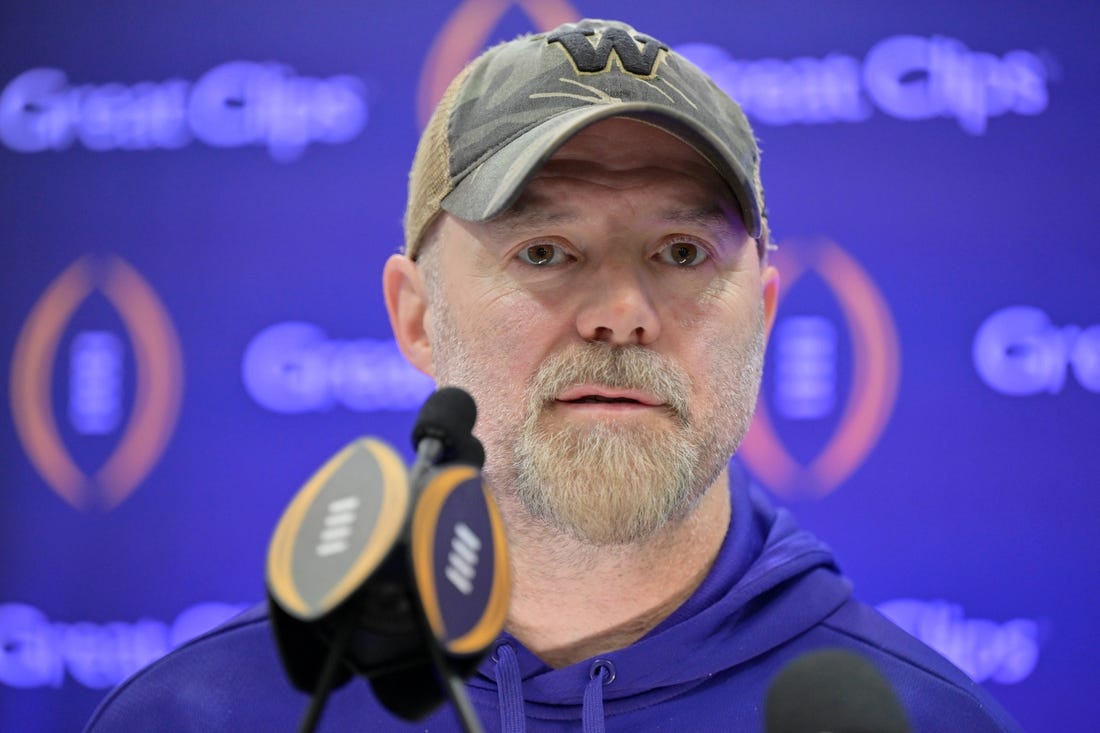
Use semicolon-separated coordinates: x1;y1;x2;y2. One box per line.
429;300;765;546
511;342;722;544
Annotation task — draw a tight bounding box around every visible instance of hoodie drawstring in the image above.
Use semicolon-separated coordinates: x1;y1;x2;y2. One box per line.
494;643;526;733
494;645;615;733
582;659;615;733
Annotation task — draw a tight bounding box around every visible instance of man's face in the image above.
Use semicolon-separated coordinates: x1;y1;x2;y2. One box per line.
410;118;777;545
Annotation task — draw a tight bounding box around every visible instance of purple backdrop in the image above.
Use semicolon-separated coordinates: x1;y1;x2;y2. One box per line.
2;1;1097;730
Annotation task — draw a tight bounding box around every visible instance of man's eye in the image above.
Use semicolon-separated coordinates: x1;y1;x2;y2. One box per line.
519;242;566;266
659;241;708;266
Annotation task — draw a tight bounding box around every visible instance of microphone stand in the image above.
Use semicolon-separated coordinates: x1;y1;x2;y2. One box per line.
294;608;486;733
420;618;485;733
409;413;487;732
298;619;355;733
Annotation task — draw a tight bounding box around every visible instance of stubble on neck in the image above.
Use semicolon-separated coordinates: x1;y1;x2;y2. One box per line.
500;469;732;668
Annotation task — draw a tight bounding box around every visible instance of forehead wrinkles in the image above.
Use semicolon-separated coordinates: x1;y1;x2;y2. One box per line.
492;183;740;247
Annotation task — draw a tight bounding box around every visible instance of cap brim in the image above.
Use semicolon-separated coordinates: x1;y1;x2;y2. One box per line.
440;102;762;239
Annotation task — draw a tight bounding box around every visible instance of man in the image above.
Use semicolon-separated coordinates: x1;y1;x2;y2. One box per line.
86;19;1023;732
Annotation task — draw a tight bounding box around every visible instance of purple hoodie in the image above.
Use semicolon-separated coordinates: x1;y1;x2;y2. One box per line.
85;477;1023;732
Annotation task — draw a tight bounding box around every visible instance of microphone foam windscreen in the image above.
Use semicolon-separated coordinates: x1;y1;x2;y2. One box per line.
412;386;477;446
453;432;485;469
765;648;912;733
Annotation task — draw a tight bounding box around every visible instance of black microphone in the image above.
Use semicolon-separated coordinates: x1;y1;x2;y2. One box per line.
409;386;480;491
265;437;419;728
765;648;913;733
265;388;507;733
370;459;509;727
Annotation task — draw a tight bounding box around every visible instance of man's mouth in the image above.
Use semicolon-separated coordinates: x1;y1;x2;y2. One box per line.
570;395;641;404
554;385;664;408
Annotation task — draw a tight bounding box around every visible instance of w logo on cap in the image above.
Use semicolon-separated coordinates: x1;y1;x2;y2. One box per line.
548;26;669;77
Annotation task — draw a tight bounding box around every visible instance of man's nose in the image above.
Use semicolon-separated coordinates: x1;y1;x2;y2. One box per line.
574;264;661;346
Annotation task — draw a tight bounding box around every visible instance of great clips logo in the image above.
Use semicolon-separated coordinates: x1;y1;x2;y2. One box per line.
974;306;1100;395
741;239;900;500
9;256;183;511
680;35;1050;134
0;62;367;161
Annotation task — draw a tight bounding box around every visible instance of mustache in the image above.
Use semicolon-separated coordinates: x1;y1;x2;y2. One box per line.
526;342;691;421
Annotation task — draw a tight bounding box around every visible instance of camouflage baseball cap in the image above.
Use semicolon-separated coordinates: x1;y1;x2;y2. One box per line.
404;18;766;259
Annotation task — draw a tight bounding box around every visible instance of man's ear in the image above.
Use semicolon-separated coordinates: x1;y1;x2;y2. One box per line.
761;264;780;340
382;254;435;377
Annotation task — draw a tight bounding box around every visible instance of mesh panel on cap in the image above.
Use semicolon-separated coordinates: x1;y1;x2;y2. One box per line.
403;62;476;259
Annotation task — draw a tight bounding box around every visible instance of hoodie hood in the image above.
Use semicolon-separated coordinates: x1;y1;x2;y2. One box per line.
466;467;851;729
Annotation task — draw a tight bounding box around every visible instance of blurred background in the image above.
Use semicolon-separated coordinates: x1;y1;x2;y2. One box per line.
2;1;1096;730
